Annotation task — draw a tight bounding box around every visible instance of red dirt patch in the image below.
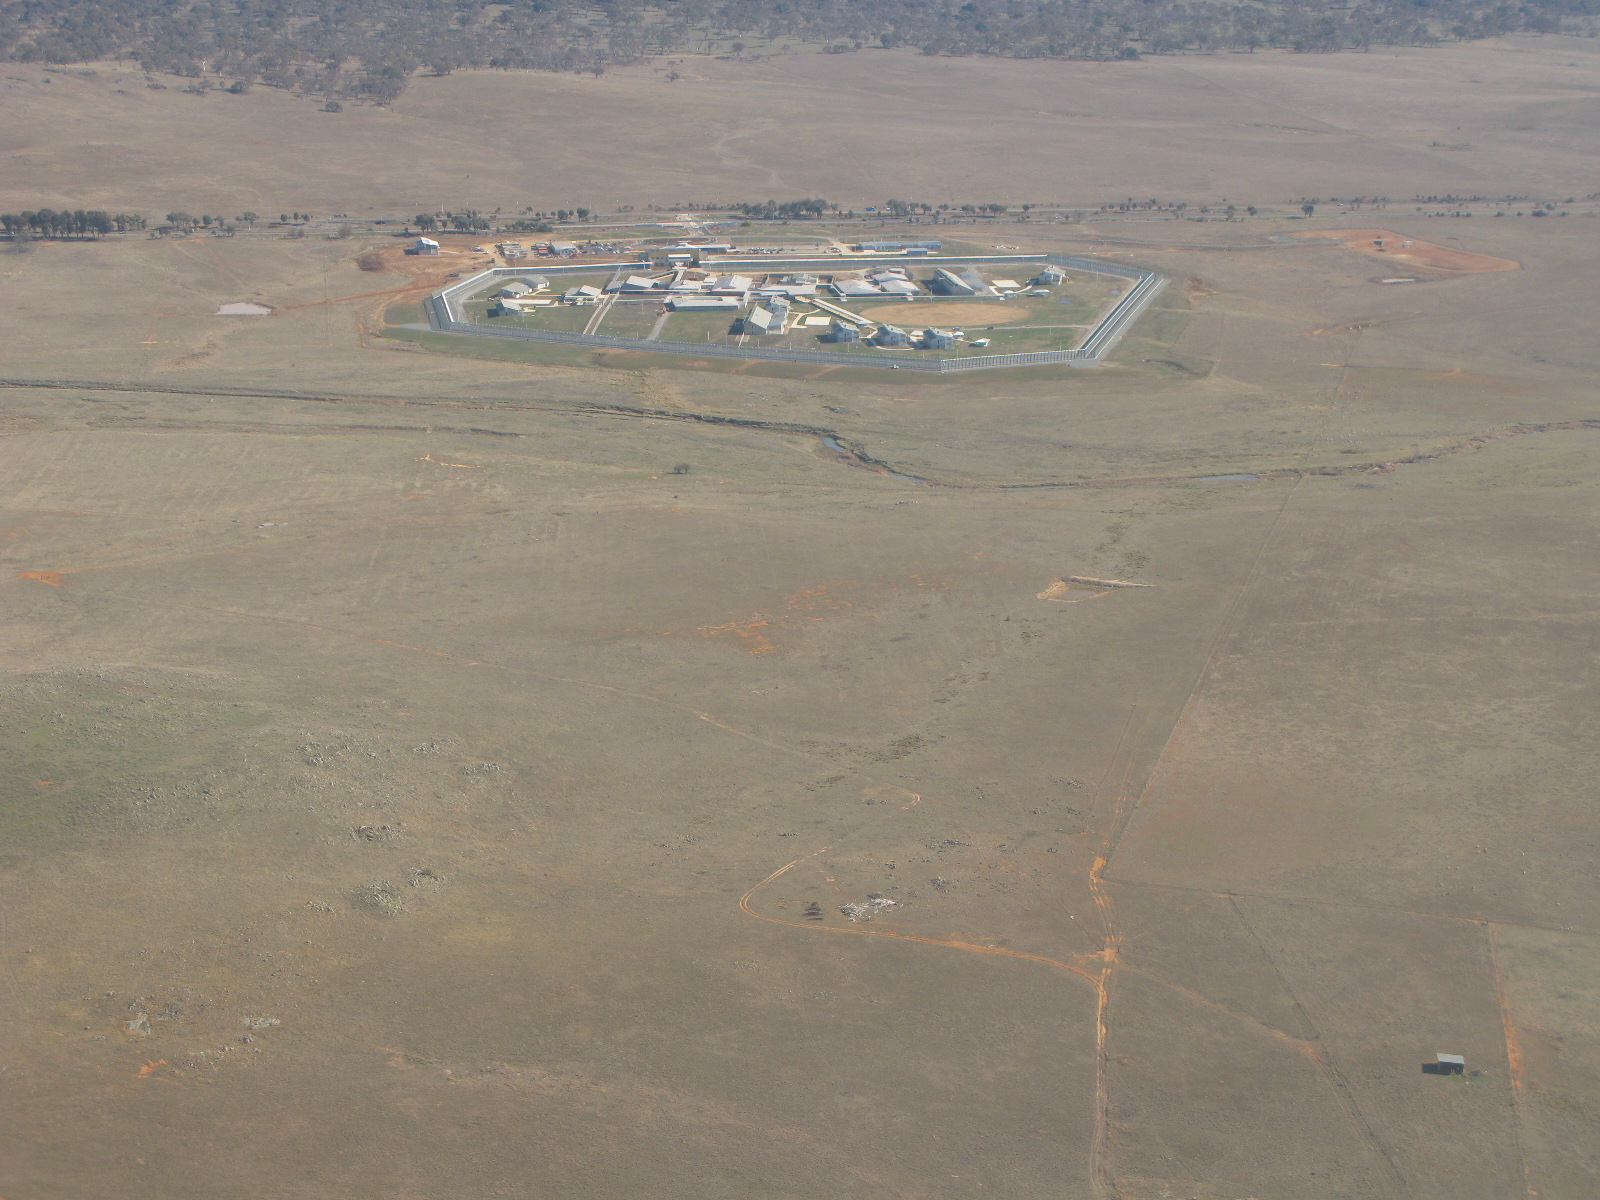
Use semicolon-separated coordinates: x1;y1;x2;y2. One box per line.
698;617;777;654
19;569;65;586
1311;229;1519;274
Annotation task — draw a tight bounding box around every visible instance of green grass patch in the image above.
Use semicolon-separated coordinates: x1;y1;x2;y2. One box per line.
658;309;742;344
379;325;602;365
383;300;424;326
466;302;596;333
1124;303;1190;347
978;326;1087;352
0;672;268;844
596;300;667;338
1114;341;1214;378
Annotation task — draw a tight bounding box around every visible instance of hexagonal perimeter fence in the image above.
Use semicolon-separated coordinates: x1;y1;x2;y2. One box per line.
423;253;1165;373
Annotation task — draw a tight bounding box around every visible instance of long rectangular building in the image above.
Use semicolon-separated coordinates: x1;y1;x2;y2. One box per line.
931;267;977;296
666;295;741;310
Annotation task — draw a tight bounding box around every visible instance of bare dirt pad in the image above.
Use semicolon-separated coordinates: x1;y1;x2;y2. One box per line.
1313;229;1522;273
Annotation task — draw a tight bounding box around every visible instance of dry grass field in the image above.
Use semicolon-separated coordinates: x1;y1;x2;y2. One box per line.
4;34;1600;1200
4;36;1600;213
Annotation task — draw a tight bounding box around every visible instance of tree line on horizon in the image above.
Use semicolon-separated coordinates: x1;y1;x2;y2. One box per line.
2;0;1596;105
0;208;147;238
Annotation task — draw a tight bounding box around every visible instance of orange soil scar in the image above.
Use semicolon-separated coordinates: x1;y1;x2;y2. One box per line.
1037;579;1110;603
280;285;416;311
740;790;1106;994
1308;229;1520;273
417;454;479;469
700;581;865;654
1487;924;1527;1096
135;1059;169;1078
698;617;776;654
785;580;857;613
18;570;65;586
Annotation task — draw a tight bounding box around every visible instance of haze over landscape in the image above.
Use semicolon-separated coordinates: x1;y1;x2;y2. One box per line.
3;13;1599;1199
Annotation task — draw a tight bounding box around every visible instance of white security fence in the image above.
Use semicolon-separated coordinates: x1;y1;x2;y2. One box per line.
423;254;1165;373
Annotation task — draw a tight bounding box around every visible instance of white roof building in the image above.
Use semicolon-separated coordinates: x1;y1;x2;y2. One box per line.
606;274;663;293
562;284;603;302
931;267;977;296
878;278;920;296
666;295;741;310
496;282;534;297
831;280;882;297
708;274;755;295
742;299;789;335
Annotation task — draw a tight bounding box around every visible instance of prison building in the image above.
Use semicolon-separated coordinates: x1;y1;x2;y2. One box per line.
866;267;909;283
408;236;440;255
919;329;957;350
878;278;920;297
825;320;862;343
516;275;549;292
1036;265;1066;285
561;284;603;303
496;281;534;298
855;240;942;252
548;241;578;257
755;283;818;298
605;274;663;293
870;324;913;348
665;295;741;310
931;267;977;296
708;274;755;295
831;279;882;298
934;267;994;296
741;306;779;335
